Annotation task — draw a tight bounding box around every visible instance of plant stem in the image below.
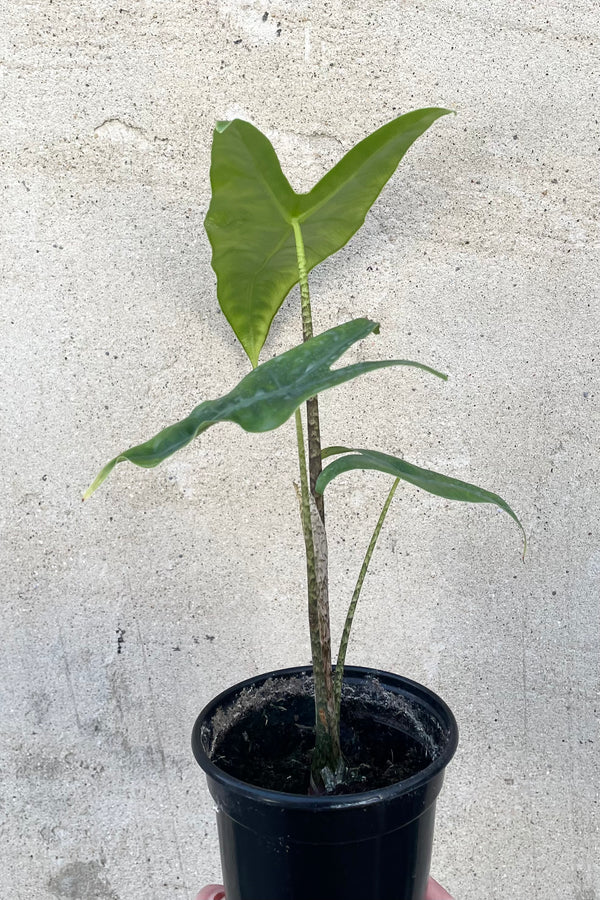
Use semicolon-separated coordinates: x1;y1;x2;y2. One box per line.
294;408;340;787
334;477;400;719
294;408;320;675
292;219;325;523
291;218;340;788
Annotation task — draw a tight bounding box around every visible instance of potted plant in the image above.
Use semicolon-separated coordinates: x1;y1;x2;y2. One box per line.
85;108;524;900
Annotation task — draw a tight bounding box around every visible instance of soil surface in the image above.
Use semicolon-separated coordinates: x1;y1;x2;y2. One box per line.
210;692;433;795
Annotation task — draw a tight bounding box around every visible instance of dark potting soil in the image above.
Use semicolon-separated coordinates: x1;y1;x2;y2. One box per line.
210;689;434;795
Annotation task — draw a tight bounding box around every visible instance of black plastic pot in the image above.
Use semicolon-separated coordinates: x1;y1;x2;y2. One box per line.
192;665;458;900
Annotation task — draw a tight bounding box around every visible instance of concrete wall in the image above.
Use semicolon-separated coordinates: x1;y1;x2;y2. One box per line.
2;1;598;898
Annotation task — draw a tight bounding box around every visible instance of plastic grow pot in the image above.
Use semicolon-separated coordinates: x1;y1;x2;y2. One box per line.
192;665;458;900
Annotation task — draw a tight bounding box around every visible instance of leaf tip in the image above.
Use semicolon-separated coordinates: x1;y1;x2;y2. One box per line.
82;481;98;501
82;458;118;501
215;120;232;133
521;531;528;562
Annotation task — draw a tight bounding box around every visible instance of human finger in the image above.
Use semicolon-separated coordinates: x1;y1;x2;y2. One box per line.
195;885;226;900
195;879;452;900
426;875;454;899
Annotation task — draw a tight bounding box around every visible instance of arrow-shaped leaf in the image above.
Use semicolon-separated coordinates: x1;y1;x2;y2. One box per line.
316;446;525;553
84;320;446;499
205;108;452;366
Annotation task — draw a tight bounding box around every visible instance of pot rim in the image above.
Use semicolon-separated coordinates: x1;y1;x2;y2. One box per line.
192;665;458;809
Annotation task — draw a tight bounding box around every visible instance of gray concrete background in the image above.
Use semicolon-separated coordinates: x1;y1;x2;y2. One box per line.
1;1;598;898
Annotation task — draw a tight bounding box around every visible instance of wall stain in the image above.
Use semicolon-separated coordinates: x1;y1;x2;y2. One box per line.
578;890;596;900
47;861;119;899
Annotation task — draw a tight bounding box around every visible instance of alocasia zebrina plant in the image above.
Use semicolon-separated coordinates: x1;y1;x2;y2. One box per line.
85;109;524;793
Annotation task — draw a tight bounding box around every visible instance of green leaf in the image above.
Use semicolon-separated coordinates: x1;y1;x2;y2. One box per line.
316;447;526;554
83;320;445;499
205;109;452;366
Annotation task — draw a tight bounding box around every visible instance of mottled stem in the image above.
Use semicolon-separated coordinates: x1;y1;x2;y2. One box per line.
294;408;340;787
292;219;325;524
292;218;340;788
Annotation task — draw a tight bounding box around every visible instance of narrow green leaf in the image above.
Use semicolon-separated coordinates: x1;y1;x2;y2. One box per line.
316;447;526;553
84;320;443;499
321;445;354;460
205;109;452;365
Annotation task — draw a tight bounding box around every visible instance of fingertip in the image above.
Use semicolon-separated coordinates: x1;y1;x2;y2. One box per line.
427;875;454;899
195;886;226;900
